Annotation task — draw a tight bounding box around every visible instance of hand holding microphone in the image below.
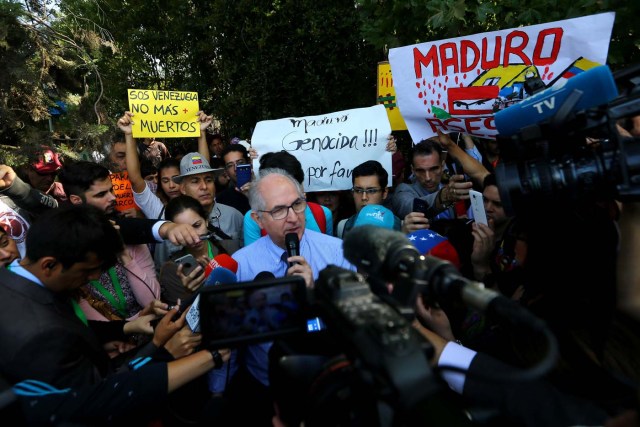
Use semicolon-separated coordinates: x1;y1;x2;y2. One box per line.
284;232;314;288
285;233;300;267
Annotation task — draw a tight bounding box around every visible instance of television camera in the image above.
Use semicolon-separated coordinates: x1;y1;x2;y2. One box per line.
494;63;640;216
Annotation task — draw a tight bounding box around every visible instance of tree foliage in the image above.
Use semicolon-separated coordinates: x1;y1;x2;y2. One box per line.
193;0;378;139
0;0;116;164
1;0;638;163
355;0;639;71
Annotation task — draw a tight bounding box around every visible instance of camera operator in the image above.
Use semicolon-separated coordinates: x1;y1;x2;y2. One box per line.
413;296;613;427
481;70;640;424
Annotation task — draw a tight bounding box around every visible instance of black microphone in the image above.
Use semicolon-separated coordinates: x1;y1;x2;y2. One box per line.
255;271;276;281
285;233;300;268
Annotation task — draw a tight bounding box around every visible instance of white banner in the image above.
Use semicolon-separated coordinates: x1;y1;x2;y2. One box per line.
389;12;615;142
250;105;392;192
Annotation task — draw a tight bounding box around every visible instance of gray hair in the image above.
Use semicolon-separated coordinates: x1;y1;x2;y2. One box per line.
249;167;304;216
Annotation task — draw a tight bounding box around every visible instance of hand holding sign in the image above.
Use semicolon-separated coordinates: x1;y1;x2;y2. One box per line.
197;110;213;133
117;111;134;135
127;89;200;138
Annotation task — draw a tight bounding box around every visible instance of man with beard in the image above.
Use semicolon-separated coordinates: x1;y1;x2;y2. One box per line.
1;162;202;248
58;161;179;321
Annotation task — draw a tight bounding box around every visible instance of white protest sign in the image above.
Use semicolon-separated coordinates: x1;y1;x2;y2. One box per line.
389;12;615;142
251;105;392;192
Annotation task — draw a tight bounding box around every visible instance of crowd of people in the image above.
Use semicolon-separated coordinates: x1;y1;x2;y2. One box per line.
0;107;639;427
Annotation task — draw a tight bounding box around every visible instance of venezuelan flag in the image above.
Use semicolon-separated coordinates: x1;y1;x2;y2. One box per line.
561;57;600;79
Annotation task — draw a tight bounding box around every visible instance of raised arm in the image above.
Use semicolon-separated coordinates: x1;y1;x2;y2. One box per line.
118;112;146;194
436;131;490;189
0;164;58;213
196;111;213;159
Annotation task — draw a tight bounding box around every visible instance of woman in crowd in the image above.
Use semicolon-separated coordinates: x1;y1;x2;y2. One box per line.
77;241;161;323
157;194;237;399
159;195;237;307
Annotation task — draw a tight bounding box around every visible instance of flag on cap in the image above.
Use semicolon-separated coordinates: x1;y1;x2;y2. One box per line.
408;229;446;252
407;229;461;269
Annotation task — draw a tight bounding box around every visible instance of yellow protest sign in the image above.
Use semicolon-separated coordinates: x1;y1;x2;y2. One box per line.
377;62;407;131
127;89;200;138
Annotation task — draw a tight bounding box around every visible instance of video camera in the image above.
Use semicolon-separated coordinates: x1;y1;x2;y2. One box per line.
493;63;640;216
197;225;559;426
197;266;442;425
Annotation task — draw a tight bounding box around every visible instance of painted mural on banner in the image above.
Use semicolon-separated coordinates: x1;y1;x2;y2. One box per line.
250;105;392;192
377;61;407;131
388;12;615;142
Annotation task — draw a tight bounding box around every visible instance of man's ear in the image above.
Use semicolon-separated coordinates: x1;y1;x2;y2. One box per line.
382;187;389;200
251;211;264;230
69;194;83;205
39;257;59;276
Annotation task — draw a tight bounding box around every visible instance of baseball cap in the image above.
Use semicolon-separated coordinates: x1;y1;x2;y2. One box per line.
31;147;62;175
407;228;461;269
172;152;222;183
353;204;395;230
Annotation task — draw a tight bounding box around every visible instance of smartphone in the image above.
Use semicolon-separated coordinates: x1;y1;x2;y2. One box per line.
412;198;429;214
174;254;201;276
236;164;252;189
469;189;488;226
412;198;436;221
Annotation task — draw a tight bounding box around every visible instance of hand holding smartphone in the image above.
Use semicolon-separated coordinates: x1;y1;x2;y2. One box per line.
174;254;202;277
235;164;252;189
412;198;436;221
469;189;488;226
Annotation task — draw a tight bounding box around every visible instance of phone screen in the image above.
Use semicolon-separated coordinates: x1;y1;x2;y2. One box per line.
236;164;251;188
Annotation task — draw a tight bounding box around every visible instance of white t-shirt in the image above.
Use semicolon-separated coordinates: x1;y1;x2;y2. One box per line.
133;183;165;220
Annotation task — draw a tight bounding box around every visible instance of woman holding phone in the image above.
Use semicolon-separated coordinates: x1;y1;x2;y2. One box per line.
158;195;237;307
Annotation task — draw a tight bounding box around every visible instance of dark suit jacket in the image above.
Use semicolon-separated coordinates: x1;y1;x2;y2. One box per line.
3;176;165;245
0;268;110;389
462;352;609;427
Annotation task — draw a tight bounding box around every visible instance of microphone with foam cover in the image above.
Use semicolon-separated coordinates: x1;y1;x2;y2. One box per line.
204;267;238;287
204;253;239;277
342;225;418;279
214;253;238;273
254;271;276;281
494;65;619;137
285;233;300;268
